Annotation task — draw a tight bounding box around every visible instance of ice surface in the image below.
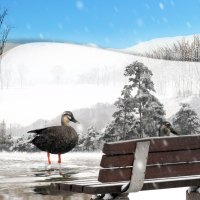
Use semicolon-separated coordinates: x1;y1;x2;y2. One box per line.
0;152;101;199
0;152;188;200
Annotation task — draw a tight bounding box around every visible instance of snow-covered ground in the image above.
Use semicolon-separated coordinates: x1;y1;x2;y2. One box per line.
0;152;187;200
1;42;200;126
123;34;200;54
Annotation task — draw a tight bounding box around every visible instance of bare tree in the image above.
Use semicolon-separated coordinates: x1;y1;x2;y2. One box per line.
0;8;10;90
145;35;200;62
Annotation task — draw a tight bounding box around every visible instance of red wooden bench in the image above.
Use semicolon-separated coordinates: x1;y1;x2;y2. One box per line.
50;135;200;199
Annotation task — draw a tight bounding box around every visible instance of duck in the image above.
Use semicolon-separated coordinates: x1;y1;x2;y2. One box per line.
27;111;79;165
159;121;179;136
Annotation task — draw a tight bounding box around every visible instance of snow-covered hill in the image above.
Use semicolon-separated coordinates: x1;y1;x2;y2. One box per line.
123;34;200;54
3;42;21;53
1;42;200;126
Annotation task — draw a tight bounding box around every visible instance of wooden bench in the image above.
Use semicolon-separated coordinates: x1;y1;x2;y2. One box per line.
50;135;200;199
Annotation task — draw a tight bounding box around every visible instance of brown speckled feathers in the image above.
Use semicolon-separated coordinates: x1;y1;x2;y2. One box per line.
28;126;78;154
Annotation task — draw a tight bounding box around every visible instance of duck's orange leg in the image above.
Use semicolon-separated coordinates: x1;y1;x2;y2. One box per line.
47;152;51;165
58;153;61;164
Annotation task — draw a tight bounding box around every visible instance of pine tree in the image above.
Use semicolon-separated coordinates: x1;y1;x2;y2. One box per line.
83;126;102;151
113;85;136;139
142;94;166;136
124;61;165;138
0;120;13;151
75;134;86;151
103;121;118;142
103;85;136;141
103;61;165;141
173;103;200;135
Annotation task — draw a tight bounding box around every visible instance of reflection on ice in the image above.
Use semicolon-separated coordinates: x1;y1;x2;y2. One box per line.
0;152;102;199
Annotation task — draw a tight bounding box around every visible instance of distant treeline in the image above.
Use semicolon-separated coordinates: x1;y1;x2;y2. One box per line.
144;35;200;62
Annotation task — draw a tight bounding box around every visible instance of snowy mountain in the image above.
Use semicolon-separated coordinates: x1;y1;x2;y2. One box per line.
123;34;200;54
1;42;200;127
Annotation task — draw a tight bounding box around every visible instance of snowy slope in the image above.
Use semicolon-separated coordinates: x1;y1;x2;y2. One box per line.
123;34;200;54
3;42;21;53
1;42;200;126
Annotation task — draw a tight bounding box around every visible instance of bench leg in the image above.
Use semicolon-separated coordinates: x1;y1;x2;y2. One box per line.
186;189;200;200
112;193;129;200
90;193;129;200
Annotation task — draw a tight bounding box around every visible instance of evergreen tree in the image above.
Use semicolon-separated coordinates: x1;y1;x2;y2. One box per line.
83;126;102;151
103;61;165;141
173;103;200;135
12;134;38;152
124;61;165;138
0;120;13;151
113;85;136;139
74;134;86;151
103;85;136;141
103;121;118;142
142;94;165;136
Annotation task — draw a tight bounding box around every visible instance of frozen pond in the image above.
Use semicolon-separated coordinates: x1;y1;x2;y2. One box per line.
0;152;188;200
0;152;102;200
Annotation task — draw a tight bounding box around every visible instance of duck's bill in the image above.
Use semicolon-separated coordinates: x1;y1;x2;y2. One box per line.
72;118;80;123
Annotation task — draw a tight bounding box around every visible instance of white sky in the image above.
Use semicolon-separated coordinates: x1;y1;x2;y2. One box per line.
0;85;121;126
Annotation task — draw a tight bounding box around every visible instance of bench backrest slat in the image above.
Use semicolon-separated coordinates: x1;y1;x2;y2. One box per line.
100;148;200;168
98;162;200;182
103;135;200;155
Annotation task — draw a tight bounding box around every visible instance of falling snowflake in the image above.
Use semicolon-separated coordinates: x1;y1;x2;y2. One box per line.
113;6;119;13
159;2;164;10
136;18;144;27
39;33;44;39
170;0;175;6
26;24;31;30
57;23;63;30
105;36;110;43
76;0;84;10
162;17;168;23
186;21;191;28
84;26;89;33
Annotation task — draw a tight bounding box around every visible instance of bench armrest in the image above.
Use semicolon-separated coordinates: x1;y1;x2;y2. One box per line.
122;141;150;193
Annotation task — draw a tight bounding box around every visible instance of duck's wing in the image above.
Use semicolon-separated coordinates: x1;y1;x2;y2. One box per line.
27;127;48;134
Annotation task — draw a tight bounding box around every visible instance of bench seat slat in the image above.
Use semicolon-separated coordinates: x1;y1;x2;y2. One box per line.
50;179;97;191
101;149;200;167
52;176;200;194
98;162;200;182
71;180;101;193
103;135;200;155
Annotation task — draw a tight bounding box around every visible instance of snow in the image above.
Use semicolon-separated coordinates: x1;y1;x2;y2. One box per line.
123;34;200;54
1;42;200;126
129;187;186;199
76;0;85;10
159;2;165;10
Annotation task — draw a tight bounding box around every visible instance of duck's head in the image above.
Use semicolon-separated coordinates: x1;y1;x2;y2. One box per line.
163;121;171;128
61;111;79;126
163;121;179;135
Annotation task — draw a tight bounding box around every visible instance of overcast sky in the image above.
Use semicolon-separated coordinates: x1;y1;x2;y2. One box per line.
1;0;200;48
